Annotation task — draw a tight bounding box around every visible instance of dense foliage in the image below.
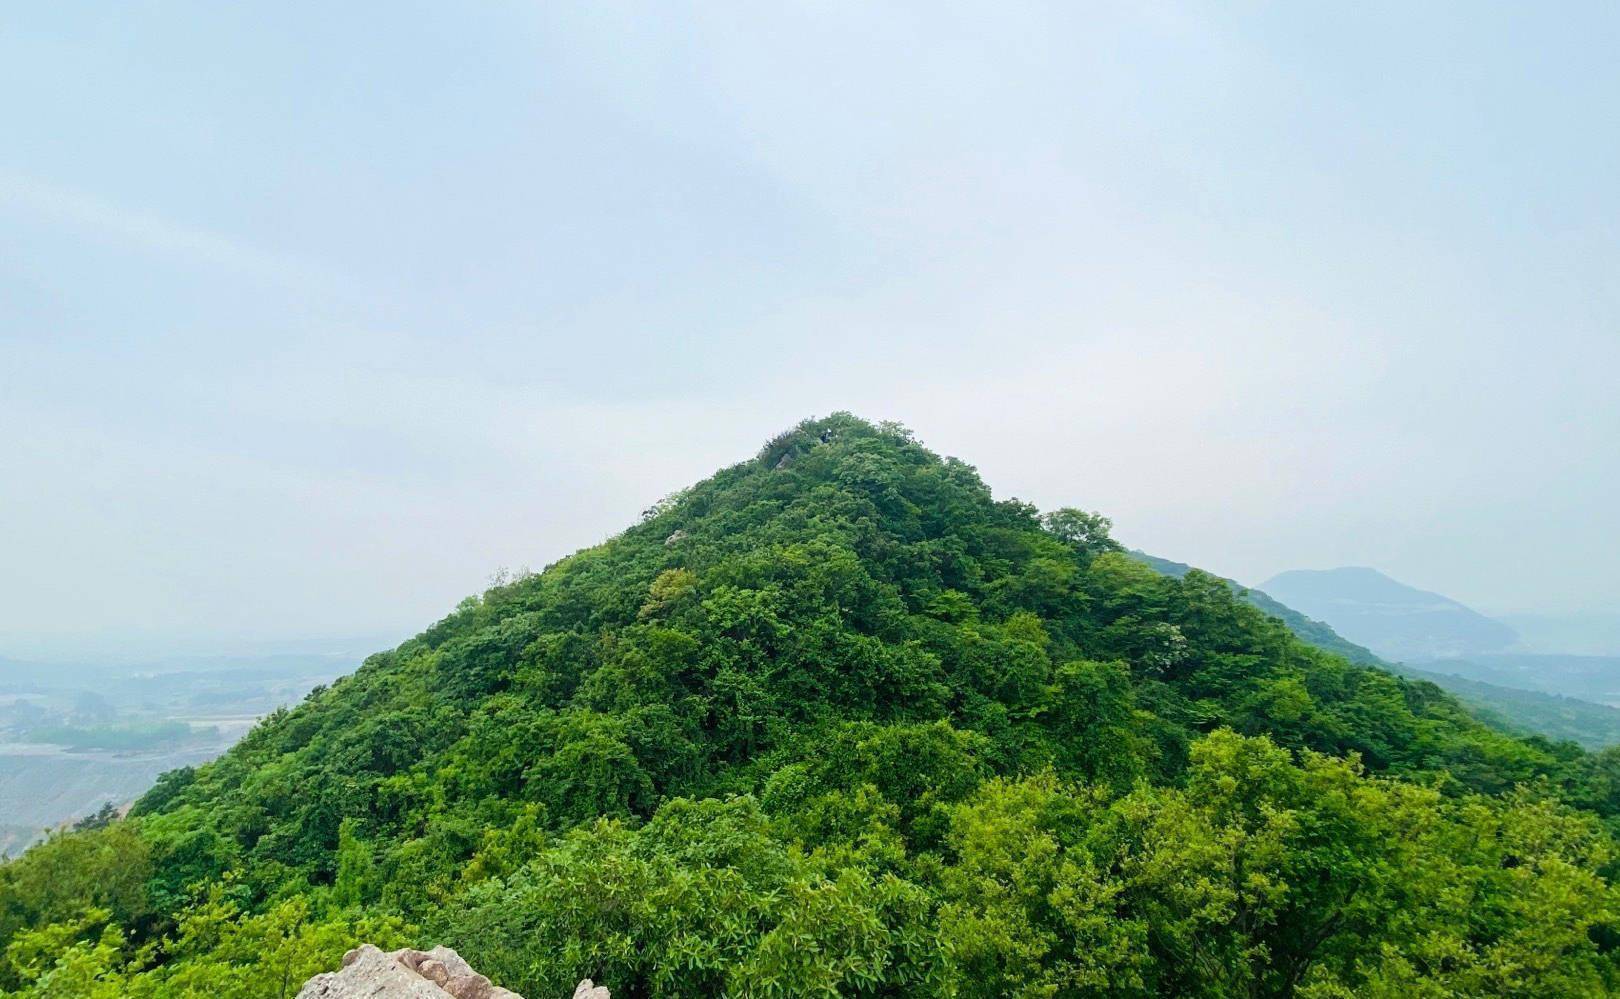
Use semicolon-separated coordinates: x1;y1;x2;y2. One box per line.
6;414;1620;996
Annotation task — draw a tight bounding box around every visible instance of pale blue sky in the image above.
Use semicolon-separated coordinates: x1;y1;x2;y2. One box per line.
2;3;1617;658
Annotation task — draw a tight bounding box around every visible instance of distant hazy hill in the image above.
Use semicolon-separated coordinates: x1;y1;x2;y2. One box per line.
1418;652;1620;706
1259;566;1518;662
1133;557;1620;749
1392;663;1620;750
1130;552;1382;666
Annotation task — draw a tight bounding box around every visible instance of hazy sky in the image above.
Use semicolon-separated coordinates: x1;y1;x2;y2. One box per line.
3;3;1617;659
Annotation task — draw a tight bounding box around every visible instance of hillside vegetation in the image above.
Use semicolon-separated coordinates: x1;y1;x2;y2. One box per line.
5;415;1620;997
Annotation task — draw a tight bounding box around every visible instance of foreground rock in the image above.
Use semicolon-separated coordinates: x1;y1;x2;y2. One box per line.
296;944;608;999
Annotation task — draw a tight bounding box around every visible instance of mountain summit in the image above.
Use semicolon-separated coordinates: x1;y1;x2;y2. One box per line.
1260;566;1519;662
4;414;1619;997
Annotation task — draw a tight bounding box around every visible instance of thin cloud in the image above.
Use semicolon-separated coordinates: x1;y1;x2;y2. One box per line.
0;169;332;291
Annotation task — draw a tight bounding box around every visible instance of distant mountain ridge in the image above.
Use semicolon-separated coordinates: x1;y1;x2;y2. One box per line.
1259;566;1519;662
1418;652;1620;706
1398;662;1620;750
1133;556;1620;749
1129;552;1381;666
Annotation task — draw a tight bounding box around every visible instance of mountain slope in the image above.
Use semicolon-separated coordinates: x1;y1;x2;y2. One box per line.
1133;554;1620;749
1423;652;1620;704
1130;552;1383;666
4;415;1620;997
1260;566;1519;661
1392;663;1620;749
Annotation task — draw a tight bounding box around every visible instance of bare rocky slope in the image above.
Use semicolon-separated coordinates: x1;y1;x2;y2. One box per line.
296;944;607;999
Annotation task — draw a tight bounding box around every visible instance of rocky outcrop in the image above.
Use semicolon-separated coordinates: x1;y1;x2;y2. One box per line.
296;944;608;999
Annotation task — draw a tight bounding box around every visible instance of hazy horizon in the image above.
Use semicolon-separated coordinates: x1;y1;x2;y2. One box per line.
4;3;1618;659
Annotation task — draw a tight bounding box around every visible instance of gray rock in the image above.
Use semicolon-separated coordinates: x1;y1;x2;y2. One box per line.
295;944;539;999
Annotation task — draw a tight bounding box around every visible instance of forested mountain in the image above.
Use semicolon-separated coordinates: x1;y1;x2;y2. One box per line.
1129;553;1382;667
1260;567;1519;662
1392;664;1620;750
1132;556;1620;750
5;415;1620;997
